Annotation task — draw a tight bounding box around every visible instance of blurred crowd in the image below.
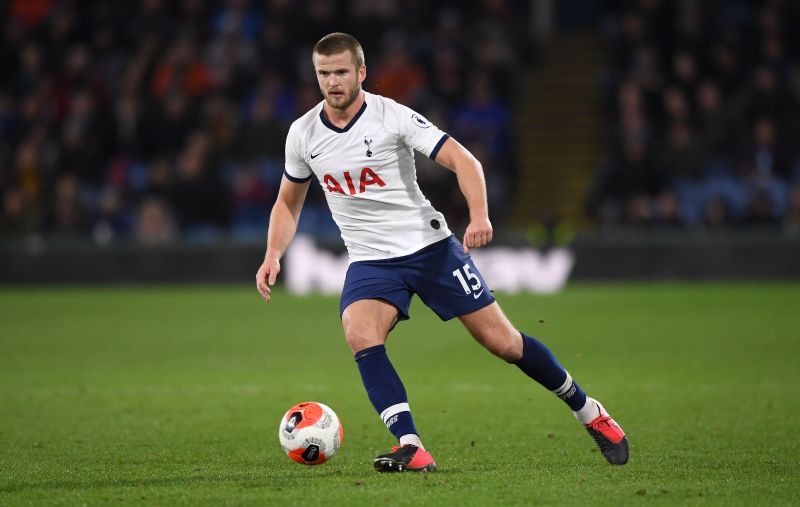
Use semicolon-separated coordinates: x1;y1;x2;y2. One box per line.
0;0;526;245
589;0;800;229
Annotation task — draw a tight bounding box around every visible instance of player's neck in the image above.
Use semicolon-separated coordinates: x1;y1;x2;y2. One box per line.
322;91;366;129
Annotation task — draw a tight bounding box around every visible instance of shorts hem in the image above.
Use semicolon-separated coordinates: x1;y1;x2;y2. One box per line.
438;294;496;321
339;296;410;322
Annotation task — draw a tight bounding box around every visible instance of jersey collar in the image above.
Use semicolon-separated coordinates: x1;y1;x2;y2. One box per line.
319;100;368;133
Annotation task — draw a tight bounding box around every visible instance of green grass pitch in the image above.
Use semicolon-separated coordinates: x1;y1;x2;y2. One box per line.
1;283;799;505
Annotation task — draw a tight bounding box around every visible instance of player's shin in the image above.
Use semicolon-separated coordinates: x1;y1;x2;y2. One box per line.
512;333;589;415
354;344;423;448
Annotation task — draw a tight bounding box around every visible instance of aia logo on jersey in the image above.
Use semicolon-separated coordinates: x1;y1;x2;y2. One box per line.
324;168;385;195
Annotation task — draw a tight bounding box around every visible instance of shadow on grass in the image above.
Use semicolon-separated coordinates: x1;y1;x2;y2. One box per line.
0;467;455;494
0;473;317;493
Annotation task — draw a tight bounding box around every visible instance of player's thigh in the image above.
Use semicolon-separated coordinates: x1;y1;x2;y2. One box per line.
458;302;522;361
341;298;400;353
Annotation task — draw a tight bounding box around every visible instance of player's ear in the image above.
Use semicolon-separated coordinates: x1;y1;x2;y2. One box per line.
359;64;366;84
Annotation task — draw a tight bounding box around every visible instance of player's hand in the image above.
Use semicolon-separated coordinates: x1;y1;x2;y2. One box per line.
256;257;281;302
463;216;493;252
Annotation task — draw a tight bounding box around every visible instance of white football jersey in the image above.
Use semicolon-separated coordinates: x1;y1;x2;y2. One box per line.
284;91;452;262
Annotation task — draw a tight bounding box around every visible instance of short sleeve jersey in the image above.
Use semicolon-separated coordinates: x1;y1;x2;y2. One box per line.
284;91;452;262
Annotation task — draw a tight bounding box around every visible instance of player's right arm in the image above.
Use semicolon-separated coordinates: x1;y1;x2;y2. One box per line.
256;176;310;302
257;120;312;302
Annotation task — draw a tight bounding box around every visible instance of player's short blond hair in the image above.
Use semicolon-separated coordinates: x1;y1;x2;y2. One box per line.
313;32;365;68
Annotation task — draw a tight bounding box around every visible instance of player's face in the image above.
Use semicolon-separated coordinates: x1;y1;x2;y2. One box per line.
313;51;366;111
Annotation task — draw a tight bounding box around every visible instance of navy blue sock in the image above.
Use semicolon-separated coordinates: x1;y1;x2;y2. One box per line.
354;344;419;441
513;333;587;411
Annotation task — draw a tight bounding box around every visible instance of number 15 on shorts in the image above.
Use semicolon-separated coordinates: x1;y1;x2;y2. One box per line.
452;263;483;297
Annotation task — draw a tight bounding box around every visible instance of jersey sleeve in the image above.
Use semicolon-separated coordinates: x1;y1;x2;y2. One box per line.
392;103;450;160
284;122;313;183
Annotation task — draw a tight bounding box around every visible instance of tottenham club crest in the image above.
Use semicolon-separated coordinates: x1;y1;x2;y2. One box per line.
411;113;431;129
364;137;373;157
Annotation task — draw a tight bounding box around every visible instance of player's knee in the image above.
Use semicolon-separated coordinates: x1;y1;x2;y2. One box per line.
472;324;522;362
494;332;523;362
494;343;521;362
342;326;383;354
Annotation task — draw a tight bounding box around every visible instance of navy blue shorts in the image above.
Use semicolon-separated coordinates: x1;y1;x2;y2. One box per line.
339;235;496;321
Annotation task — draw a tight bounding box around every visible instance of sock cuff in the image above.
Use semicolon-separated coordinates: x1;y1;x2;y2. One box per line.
380;402;410;425
552;371;573;397
354;344;386;362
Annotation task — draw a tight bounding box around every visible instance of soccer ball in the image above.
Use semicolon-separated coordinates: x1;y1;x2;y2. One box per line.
278;401;343;465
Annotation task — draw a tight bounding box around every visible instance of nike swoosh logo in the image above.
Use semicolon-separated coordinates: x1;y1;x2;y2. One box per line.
310;152;322;159
473;289;485;299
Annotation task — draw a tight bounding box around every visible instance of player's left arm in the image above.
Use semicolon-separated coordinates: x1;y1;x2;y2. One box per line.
434;137;493;251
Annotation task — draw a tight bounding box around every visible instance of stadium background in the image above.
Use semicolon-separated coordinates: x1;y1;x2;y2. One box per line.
1;1;799;505
2;0;799;281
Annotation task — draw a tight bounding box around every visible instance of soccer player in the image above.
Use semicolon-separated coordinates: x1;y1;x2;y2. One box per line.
256;33;628;472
